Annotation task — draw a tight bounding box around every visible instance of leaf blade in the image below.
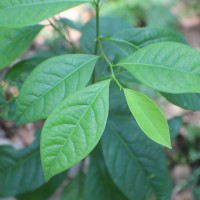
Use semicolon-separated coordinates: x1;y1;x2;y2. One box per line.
124;89;171;148
0;25;43;69
102;114;172;200
16;54;99;125
0;134;44;197
0;0;92;27
118;42;200;93
41;80;110;181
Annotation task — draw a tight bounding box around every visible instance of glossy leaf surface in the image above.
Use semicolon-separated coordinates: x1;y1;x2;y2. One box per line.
0;25;43;69
124;89;171;148
0;0;92;27
16;54;98;125
118;42;200;93
102;114;172;200
41;80;110;181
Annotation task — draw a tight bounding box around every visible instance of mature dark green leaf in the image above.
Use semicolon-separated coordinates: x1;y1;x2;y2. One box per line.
118;42;200;93
162;93;200;111
103;27;187;60
0;135;44;197
102;115;172;200
85;146;128;200
4;58;46;89
124;89;171;148
17;172;66;200
41;80;110;181
60;173;85;200
80;16;131;54
16;54;98;125
168;117;182;140
0;0;93;27
0;25;43;69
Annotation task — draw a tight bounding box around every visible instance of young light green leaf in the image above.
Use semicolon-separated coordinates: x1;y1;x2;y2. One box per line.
0;25;43;69
118;42;200;93
16;54;99;125
102;114;172;200
124;88;171;148
0;0;93;27
85;146;128;200
0;134;44;197
41;80;110;181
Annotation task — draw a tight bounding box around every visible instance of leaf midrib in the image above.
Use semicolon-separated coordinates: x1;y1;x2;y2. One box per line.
46;80;109;177
120;63;198;75
17;56;97;122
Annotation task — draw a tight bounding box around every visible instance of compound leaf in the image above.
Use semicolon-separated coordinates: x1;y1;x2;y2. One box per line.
118;42;200;93
16;54;98;125
0;25;43;69
0;0;92;27
41;80;110;181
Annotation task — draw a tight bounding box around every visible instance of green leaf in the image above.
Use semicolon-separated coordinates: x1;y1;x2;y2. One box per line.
17;172;66;200
4;58;46;89
80;16;131;54
168;117;182;140
85;146;128;200
161;93;200;111
60;173;85;200
0;25;43;69
102;114;172;200
0;0;93;27
118;42;200;93
16;54;99;125
0;134;44;197
124;89;171;148
41;80;110;181
103;27;187;60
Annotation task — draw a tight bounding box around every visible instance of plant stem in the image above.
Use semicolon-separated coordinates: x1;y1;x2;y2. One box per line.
94;0;100;55
100;43;123;90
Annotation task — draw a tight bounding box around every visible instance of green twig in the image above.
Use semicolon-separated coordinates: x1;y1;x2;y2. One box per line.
100;43;123;90
94;1;100;55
